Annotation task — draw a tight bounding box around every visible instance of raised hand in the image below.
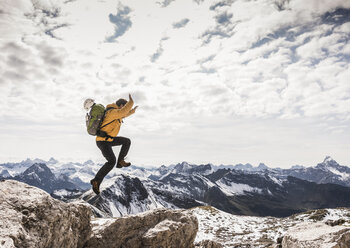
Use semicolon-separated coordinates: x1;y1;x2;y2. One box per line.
130;106;138;114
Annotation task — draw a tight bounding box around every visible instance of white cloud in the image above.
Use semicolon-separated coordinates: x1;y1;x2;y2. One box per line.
0;0;350;167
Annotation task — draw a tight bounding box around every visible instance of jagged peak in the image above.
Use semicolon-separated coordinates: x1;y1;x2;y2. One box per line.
322;156;338;166
48;157;58;164
257;163;269;169
22;158;32;163
188;163;213;175
0;169;11;177
323;156;335;164
31;163;48;169
24;163;52;175
234;163;253;170
291;165;305;170
83;160;94;165
174;161;195;172
179;161;190;166
20;158;46;165
316;156;339;170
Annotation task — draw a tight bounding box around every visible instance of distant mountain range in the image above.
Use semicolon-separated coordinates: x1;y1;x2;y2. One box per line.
2;156;350;218
13;163;77;193
276;156;350;187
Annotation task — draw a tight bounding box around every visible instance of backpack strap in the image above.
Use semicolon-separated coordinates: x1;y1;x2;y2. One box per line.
99;107;115;128
99;107;121;129
100;119;116;129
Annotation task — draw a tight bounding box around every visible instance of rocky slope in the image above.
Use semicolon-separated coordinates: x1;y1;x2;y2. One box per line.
192;206;350;248
281;221;350;248
1;179;350;248
0;180;91;248
0;180;198;248
85;208;198;248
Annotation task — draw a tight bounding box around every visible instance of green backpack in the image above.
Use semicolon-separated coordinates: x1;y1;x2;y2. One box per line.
86;104;114;137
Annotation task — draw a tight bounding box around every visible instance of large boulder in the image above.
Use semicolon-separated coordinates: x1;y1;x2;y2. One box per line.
282;222;350;248
0;180;199;248
85;208;198;248
0;180;92;248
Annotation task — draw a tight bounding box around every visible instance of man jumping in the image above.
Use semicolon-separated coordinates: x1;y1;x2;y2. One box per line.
88;94;138;194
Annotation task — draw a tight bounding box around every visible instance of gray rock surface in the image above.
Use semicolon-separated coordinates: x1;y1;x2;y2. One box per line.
195;239;224;248
0;180;92;248
281;222;350;248
0;180;199;248
85;208;198;248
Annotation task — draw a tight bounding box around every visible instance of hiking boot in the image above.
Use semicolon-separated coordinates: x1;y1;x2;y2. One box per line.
90;179;100;195
117;160;131;168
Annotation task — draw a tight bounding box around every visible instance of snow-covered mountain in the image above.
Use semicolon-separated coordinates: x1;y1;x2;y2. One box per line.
2;156;350;219
82;174;183;217
0;169;11;178
277;156;350;187
13;163;78;193
0;158;107;190
0;158;47;176
215;162;269;172
77;161;350;218
0;158;156;190
2;156;350;187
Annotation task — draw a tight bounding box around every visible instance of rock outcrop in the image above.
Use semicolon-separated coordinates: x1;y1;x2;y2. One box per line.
192;205;350;248
281;222;350;248
0;180;199;248
85;208;198;248
0;180;91;248
195;239;223;248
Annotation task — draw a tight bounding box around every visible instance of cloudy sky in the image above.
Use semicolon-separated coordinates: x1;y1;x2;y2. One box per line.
1;0;350;168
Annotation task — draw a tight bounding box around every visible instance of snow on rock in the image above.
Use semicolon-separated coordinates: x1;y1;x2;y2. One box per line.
191;206;279;247
327;167;350;181
0;169;11;178
216;178;262;195
282;222;350;248
190;206;350;248
84;174;179;217
0;180;92;248
324;156;336;164
194;239;224;248
85;208;198;248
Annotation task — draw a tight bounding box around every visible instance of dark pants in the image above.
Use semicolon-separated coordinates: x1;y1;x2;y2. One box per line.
94;136;131;183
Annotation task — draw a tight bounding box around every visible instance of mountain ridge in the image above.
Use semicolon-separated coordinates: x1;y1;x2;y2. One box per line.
2;156;350;219
1;156;349;175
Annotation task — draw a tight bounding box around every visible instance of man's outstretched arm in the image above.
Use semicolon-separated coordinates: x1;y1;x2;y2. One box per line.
125;106;138;118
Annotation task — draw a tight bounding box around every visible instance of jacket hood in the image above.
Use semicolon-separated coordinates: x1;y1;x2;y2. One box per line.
106;103;118;109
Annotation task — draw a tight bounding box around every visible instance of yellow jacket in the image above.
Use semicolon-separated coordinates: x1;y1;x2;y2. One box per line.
96;99;134;142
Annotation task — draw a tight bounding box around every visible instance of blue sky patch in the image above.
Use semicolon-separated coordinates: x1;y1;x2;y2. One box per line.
105;5;132;42
173;18;190;29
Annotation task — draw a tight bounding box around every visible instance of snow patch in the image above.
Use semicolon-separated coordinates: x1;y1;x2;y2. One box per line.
327;167;350;181
216;179;262;196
